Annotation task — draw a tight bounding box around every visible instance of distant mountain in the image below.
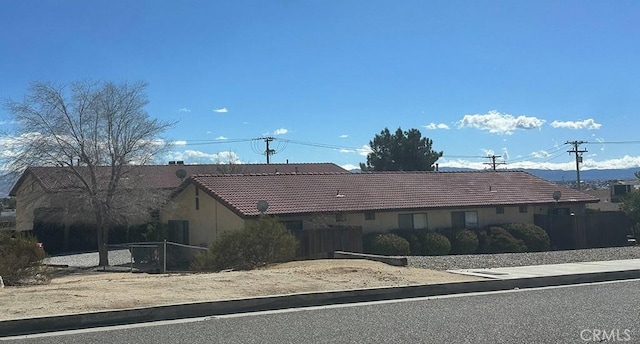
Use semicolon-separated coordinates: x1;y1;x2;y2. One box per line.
440;167;639;182
352;167;640;182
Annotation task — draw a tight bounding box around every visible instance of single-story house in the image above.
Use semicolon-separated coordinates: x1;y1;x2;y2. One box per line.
160;170;600;248
8;162;346;251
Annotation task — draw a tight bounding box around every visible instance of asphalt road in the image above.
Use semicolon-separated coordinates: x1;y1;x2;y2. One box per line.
4;279;639;344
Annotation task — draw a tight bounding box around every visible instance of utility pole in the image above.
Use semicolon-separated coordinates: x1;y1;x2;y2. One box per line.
262;137;275;164
484;155;506;170
566;140;587;190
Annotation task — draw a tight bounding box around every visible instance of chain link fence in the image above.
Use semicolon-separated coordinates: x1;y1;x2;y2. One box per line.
106;240;207;273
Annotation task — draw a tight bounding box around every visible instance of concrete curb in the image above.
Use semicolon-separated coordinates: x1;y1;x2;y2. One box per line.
2;269;640;337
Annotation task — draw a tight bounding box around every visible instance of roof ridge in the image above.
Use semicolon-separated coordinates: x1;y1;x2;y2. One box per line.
190;171;352;178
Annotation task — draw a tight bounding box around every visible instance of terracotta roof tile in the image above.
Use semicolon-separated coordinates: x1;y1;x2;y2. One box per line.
189;170;600;217
9;163;346;195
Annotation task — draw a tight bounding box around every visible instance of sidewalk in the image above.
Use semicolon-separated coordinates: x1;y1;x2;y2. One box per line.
448;259;640;280
2;259;640;338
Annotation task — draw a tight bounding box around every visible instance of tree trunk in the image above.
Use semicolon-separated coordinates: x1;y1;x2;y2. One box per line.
96;212;110;267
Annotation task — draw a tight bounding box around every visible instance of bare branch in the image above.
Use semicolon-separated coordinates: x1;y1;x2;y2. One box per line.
4;80;176;266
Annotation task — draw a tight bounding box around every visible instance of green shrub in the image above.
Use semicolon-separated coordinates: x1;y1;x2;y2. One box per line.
451;229;479;254
503;223;551;252
390;229;422;255
192;216;298;272
484;226;527;253
0;232;49;285
420;232;451;256
475;229;489;253
363;233;410;256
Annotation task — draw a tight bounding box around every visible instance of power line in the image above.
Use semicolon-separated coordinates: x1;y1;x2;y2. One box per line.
177;138;255;146
484;155;506;170
585;140;640;145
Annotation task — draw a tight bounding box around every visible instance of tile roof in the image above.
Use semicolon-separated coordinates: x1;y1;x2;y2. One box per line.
188;170;600;217
8;163;346;196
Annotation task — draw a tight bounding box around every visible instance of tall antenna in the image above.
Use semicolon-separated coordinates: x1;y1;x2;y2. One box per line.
566;140;587;190
484;155;506;170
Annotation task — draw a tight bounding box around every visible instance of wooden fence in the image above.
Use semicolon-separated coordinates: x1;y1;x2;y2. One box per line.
295;225;363;257
534;211;632;250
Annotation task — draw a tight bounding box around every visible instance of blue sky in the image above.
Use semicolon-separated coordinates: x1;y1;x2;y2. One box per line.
1;0;639;171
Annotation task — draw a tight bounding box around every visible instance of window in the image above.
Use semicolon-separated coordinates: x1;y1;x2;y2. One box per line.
451;211;479;228
281;220;303;232
496;206;504;214
519;205;528;213
336;213;347;222
364;211;376;220
168;220;189;245
398;213;428;230
549;207;570;215
195;197;200;210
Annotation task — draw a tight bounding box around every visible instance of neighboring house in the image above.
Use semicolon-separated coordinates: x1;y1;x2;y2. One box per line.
585;182;639;212
8;162;346;251
160;170;599;248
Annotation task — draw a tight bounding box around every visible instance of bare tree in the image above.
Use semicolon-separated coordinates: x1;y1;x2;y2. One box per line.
5;80;174;266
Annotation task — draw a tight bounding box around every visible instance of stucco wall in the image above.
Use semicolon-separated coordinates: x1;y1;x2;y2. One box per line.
276;203;588;234
160;184;245;246
13;174;51;233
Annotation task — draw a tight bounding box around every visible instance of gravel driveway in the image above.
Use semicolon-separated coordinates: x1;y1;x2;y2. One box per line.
44;249;132;268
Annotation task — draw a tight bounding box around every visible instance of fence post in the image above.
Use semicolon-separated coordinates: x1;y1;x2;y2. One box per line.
130;243;133;272
163;239;167;274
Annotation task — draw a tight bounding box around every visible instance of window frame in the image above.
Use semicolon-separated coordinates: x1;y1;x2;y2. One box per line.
364;211;376;221
451;211;479;228
398;213;428;230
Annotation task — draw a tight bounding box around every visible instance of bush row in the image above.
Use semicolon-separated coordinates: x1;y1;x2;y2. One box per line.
363;223;550;256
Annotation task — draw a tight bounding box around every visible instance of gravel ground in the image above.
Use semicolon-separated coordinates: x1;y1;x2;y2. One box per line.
44;249;132;268
45;246;640;271
407;246;640;271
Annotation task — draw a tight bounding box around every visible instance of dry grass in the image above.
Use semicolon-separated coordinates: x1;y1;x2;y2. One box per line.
0;259;481;320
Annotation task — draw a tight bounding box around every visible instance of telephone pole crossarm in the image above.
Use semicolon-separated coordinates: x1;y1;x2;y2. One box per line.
261;136;275;164
483;155;506;170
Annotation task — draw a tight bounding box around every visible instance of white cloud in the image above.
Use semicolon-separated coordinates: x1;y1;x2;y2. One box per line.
531;150;550;158
339;134;349;139
437;154;640;171
482;149;496;157
273;128;288;135
178;108;191;113
171;140;187;146
457;110;545;135
423;123;450;130
338;145;372;157
501;147;510;160
216;136;228;140
550;118;601;130
213;107;228;113
358;145;372;156
166;149;240;164
341;164;360;171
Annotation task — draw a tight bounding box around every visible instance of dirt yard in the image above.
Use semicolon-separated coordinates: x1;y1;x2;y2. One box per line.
1;259;481;321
